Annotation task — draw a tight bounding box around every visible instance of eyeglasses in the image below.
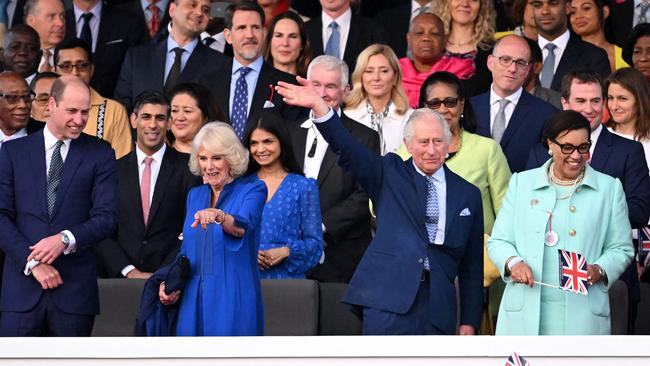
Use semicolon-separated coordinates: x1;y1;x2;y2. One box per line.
34;93;50;104
495;56;530;69
423;97;460;110
56;62;91;73
552;139;591;154
0;92;36;104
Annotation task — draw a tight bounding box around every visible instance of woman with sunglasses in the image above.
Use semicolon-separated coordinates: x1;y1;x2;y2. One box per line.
488;110;634;335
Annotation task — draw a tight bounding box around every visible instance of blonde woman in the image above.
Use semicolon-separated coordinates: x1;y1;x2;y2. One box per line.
344;44;412;155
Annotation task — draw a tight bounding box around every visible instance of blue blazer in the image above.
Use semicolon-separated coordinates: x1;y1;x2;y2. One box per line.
471;90;558;173
0;132;117;315
316;113;484;335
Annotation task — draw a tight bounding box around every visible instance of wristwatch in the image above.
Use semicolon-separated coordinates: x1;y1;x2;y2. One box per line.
60;231;70;250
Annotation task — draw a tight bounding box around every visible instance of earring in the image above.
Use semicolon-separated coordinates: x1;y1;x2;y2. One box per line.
548;149;553;156
445;153;450;159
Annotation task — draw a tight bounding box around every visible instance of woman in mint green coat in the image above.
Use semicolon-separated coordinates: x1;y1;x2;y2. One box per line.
488;111;634;335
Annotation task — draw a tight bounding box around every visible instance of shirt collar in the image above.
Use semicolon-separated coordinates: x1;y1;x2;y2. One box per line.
141;0;167;12
411;1;433;14
538;29;570;50
167;31;199;55
43;123;71;150
322;7;352;25
412;160;446;182
232;56;264;76
0;127;27;142
489;85;523;105
136;143;167;165
73;1;103;23
533;158;599;190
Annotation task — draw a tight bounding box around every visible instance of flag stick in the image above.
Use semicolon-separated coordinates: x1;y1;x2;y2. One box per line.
534;280;559;289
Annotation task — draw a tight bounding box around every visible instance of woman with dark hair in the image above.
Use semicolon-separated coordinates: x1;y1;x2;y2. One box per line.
605;68;650;171
622;23;650;85
488;110;633;335
263;11;312;77
243;113;323;279
168;83;226;154
569;0;627;71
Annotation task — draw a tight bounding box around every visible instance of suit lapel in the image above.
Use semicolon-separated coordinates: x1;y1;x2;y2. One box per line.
51;136;87;219
500;91;531;147
151;40;167;91
291;121;308;170
246;64;272;130
590;126;612;170
406;159;429;241
29;132;49;218
125;151;146;230
309;17;324;55
215;58;234;122
95;8;112;58
343;15;361;62
473;94;491;137
317;148;337;186
443;166;460;239
65;10;76;43
147;148;173;229
553;35;580;87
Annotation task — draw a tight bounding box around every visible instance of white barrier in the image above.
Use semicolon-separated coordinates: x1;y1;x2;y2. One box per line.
0;335;648;365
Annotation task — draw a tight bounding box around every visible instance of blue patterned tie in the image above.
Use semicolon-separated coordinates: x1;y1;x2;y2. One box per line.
423;175;439;270
325;21;340;59
47;140;64;218
232;67;251;139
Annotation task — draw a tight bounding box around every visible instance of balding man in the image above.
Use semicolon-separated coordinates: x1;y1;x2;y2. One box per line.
277;78;484;336
399;13;447;108
24;0;65;73
0;25;42;84
0;75;117;336
470;35;558;173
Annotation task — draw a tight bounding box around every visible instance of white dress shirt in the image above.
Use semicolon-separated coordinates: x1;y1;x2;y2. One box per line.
301;117;330;180
0;127;27;149
489;85;523;132
73;1;102;52
538;30;571;75
321;8;352;59
411;0;433;21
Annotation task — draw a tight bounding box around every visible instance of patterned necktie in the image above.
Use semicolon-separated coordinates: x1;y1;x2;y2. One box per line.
80;12;93;50
492;99;509;143
423;175;439;271
148;0;161;38
141;157;153;227
40;48;52;73
367;102;389;155
417;5;429;15
640;0;650;24
325;21;340;59
164;47;184;93
232;66;251;139
540;43;557;88
47;140;64;218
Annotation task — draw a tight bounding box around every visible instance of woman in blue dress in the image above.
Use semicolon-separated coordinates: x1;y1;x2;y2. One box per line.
158;122;267;336
243;113;324;279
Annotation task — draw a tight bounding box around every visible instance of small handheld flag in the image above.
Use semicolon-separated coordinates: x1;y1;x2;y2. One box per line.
558;249;589;295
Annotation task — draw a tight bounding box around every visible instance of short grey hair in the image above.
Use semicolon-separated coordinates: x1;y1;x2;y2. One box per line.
403;108;452;144
189;122;249;178
307;55;349;89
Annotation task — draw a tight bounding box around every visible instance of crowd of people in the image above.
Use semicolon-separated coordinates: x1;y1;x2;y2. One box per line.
0;0;649;337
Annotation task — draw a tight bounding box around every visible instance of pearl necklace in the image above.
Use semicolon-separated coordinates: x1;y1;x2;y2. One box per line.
548;162;584;186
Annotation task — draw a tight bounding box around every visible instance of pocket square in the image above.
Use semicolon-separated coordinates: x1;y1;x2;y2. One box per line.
459;208;471;216
105;39;124;45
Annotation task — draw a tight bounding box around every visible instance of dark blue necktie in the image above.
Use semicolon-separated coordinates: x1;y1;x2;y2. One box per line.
80;12;93;50
232;67;251;139
47;140;64;218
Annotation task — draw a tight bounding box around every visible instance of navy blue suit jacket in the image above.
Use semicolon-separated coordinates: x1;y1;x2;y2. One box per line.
315;112;484;334
471;90;558;173
0;132;117;315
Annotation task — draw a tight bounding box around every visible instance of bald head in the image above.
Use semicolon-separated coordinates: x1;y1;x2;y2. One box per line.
492;35;531;61
0;71;32;136
487;35;532;98
407;13;446;65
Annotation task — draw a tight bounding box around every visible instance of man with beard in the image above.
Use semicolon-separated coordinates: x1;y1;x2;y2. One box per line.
114;0;227;111
213;1;304;140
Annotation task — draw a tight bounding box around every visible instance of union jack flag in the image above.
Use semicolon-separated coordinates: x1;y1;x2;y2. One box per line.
505;352;530;366
640;226;650;267
558;249;589;295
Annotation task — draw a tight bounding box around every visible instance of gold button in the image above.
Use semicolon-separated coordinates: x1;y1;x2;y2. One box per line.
569;229;576;237
530;199;539;206
570;205;576;213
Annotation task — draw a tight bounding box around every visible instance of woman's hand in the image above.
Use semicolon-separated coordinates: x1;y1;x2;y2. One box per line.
587;264;604;285
191;208;225;230
159;282;180;306
510;262;534;288
258;247;291;270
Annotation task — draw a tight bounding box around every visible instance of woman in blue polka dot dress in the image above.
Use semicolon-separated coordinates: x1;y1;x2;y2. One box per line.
243;113;324;279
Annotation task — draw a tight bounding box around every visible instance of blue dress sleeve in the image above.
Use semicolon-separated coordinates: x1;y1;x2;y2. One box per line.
284;178;324;275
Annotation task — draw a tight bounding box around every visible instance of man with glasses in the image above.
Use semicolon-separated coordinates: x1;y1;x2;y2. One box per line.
29;71;58;123
470;35;558;173
54;38;132;158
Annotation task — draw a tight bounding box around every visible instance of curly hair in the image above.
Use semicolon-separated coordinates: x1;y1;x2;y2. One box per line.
433;0;496;51
344;44;410;115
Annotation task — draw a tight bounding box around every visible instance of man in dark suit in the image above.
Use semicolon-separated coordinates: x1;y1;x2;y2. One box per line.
525;70;650;334
304;0;385;73
114;0;228;111
96;91;201;279
277;76;484;336
289;55;378;283
0;75;117;336
0;25;42;84
533;0;610;92
471;35;558;173
213;2;303;140
24;0;66;73
115;0;172;42
63;0;147;98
